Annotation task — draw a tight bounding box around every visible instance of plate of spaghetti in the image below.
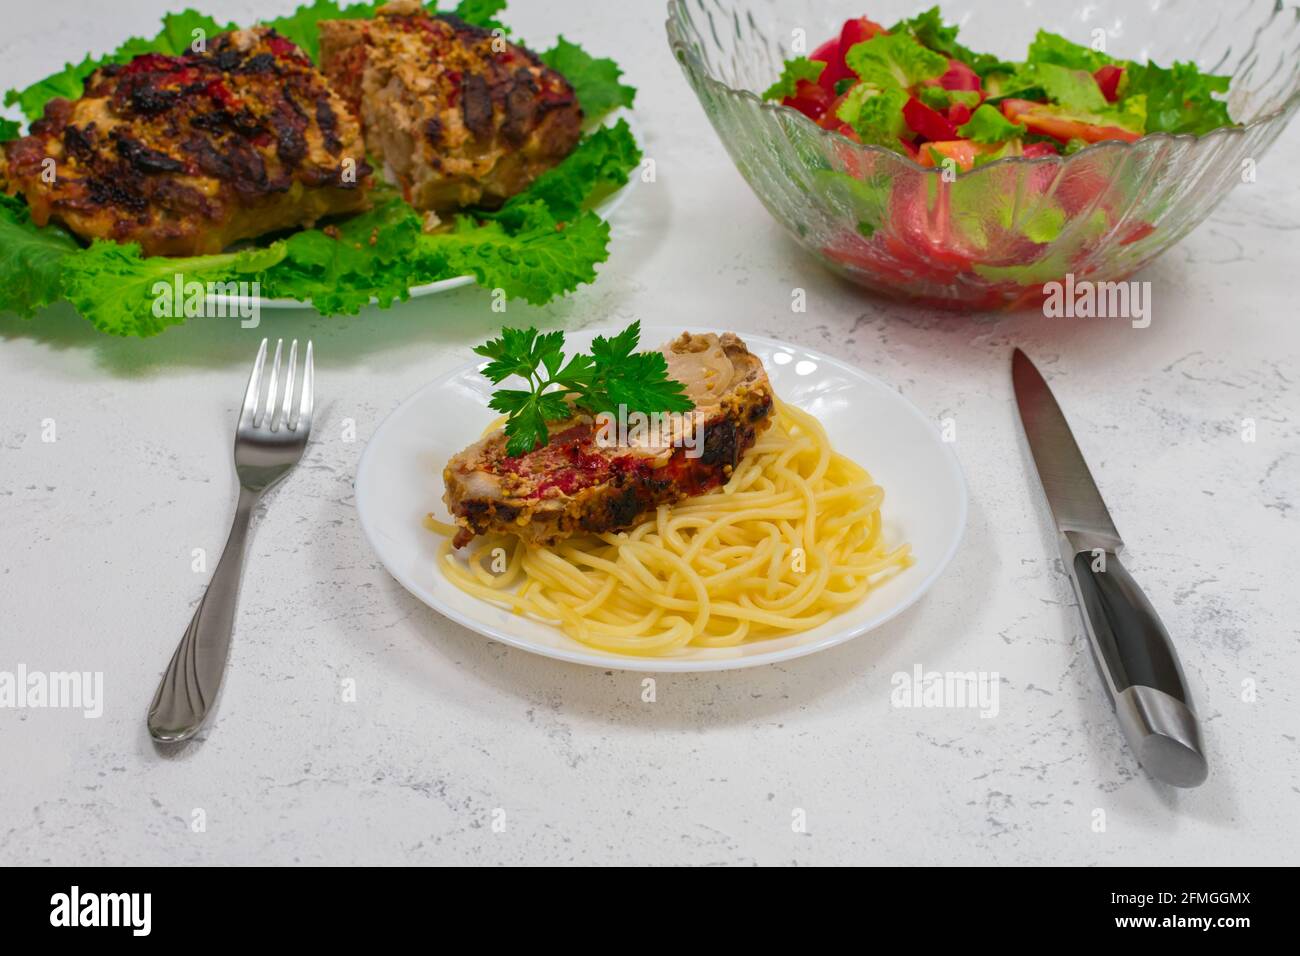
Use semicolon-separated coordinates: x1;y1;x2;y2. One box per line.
355;326;967;671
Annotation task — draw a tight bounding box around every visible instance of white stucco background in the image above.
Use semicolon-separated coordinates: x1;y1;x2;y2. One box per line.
1;0;1297;865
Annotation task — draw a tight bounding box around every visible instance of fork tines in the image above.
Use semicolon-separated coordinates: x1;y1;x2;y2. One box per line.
241;338;314;433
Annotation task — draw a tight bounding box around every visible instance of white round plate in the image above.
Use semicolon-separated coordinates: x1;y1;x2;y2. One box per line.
211;114;639;312
355;328;968;672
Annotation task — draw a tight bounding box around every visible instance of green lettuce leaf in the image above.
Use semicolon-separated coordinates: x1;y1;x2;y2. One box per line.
845;33;948;90
761;57;825;101
540;36;636;118
0;117;20;141
452;0;509;31
60;242;287;337
419;205;610;304
1122;61;1232;135
836;85;908;146
889;6;1014;77
917;86;980;111
1025;30;1115;72
257;192;422;314
957;104;1026;144
0;195;80;318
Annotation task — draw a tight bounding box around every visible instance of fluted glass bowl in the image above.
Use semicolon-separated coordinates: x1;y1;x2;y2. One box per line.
667;0;1300;308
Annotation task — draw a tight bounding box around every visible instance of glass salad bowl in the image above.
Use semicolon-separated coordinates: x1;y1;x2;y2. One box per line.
666;0;1300;309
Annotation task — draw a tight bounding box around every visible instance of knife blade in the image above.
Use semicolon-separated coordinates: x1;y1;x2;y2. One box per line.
1012;349;1208;788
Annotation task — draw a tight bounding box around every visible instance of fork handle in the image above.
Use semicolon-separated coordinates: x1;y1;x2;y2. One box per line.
148;488;258;742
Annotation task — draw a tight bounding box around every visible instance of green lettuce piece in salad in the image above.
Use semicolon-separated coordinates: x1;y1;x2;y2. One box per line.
836;86;908;146
761;57;826;101
844;33;948;90
957;104;1026;144
0;117;20;141
1122;61;1232;135
889;6;1014;77
917;86;980;111
1024;30;1115;73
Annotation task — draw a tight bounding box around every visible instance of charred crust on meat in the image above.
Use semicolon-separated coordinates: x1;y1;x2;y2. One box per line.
114;131;186;174
461;73;494;139
316;96;343;153
435;13;495;43
501;68;539;145
423;115;444;148
699;420;740;469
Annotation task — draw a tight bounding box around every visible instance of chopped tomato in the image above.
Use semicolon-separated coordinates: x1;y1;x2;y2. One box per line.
916;139;994;172
785;79;834;120
1021;141;1061;159
937;58;982;94
1093;64;1124;103
816;90;851;127
813;17;887;95
1000;98;1141;144
947;101;973;127
840;16;887;51
903;96;959;141
1118;221;1156;245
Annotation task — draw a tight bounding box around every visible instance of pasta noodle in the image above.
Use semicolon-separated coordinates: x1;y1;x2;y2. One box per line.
425;398;912;656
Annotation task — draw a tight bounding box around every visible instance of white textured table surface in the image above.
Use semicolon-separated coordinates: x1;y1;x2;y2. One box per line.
2;0;1298;867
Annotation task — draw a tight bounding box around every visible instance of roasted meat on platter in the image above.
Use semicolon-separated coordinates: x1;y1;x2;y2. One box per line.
443;333;775;548
318;0;583;215
0;28;371;257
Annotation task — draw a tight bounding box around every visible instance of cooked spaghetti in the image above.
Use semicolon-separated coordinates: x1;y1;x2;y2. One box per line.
425;399;912;656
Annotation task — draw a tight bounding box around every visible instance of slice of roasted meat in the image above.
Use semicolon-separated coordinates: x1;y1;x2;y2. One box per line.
0;29;371;257
318;0;583;214
443;333;775;548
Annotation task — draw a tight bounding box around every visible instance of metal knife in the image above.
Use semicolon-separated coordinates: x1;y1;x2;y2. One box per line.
1012;349;1207;788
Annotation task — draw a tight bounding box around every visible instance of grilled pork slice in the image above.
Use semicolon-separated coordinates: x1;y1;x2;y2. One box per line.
318;0;583;214
443;333;775;548
0;29;371;257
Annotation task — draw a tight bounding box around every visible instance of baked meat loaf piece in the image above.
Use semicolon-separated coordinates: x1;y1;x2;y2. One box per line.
0;28;372;257
318;0;583;213
443;333;775;548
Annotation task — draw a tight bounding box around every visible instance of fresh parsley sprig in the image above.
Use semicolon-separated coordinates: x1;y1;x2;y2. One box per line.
474;321;695;457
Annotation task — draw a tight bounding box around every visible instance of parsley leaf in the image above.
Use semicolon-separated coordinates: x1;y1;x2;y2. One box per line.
761;57;826;101
474;321;694;456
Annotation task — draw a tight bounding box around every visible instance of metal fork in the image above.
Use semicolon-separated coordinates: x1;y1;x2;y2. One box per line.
148;338;315;743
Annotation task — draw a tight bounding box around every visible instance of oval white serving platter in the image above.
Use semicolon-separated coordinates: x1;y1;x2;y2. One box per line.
355;327;968;672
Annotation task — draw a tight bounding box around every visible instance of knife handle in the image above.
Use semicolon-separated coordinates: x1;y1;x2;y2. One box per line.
1067;551;1209;788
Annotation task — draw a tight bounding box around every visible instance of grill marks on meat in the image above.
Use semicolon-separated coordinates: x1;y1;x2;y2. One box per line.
0;28;373;257
443;333;776;548
318;0;583;213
